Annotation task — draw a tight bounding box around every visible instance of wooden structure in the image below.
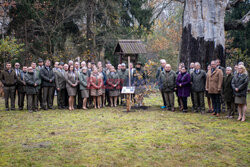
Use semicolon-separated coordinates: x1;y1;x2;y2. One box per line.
114;40;147;64
114;40;147;112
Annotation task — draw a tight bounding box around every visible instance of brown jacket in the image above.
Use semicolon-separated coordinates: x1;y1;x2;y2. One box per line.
0;69;17;87
206;68;223;94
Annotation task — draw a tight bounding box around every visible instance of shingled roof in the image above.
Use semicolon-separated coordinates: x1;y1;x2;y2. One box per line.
114;40;147;54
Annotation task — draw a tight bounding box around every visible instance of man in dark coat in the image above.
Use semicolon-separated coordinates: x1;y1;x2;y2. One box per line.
0;62;17;111
55;62;66;109
25;67;41;113
14;62;21;108
222;67;234;118
159;64;176;111
40;59;55;110
156;59;167;108
36;58;44;109
17;66;27;110
191;62;206;113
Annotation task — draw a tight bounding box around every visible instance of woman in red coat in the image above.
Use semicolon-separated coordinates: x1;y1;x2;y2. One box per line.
90;67;103;108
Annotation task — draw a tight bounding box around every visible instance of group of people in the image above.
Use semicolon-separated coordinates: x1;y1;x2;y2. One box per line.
0;58;248;121
0;59;146;112
157;59;248;122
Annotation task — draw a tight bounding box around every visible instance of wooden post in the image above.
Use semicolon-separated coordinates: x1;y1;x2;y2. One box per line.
127;56;131;112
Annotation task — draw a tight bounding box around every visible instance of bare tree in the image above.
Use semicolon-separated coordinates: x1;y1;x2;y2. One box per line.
176;0;249;69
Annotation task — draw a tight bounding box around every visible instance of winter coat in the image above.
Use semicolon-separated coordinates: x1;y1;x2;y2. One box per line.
89;72;103;90
0;69;17;87
176;72;191;97
17;71;26;93
159;70;176;92
79;72;90;90
191;69;206;92
206;68;223;94
231;73;248;97
25;72;41;94
107;72;120;90
40;67;55;87
222;73;234;102
118;69;128;87
55;69;66;90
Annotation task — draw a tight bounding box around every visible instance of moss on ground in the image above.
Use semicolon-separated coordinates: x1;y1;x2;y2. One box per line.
0;94;249;166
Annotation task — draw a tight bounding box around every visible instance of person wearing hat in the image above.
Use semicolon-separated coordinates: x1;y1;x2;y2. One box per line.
132;62;146;106
55;62;66;109
118;63;128;105
36;58;44;109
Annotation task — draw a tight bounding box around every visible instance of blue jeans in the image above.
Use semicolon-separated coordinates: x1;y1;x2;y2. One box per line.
210;94;221;114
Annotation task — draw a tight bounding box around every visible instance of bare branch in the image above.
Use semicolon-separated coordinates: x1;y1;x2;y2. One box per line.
225;11;250;30
226;0;245;10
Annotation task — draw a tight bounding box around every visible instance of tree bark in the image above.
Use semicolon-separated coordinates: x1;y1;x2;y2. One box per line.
179;0;229;69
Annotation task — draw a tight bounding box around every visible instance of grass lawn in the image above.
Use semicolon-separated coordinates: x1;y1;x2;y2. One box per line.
0;93;249;167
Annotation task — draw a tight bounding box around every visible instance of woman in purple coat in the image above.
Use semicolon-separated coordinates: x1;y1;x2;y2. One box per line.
176;66;191;112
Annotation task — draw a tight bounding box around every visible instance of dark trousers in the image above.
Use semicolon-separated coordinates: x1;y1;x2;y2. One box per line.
163;91;174;109
181;97;188;110
226;101;235;116
77;87;83;108
27;94;38;111
74;86;83;109
193;91;205;112
4;86;16;110
18;91;26;109
57;88;66;108
37;88;43;108
161;90;167;106
64;89;69;108
42;86;54;109
210;94;221;114
220;93;226;112
191;92;194;109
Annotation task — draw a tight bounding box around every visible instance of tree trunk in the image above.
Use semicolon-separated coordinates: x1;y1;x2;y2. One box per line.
180;0;229;69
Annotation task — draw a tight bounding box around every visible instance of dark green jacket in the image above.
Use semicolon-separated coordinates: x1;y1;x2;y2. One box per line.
159;70;176;92
191;70;206;92
118;69;128;87
79;72;89;90
40;67;55;87
222;74;234;102
25;72;41;94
